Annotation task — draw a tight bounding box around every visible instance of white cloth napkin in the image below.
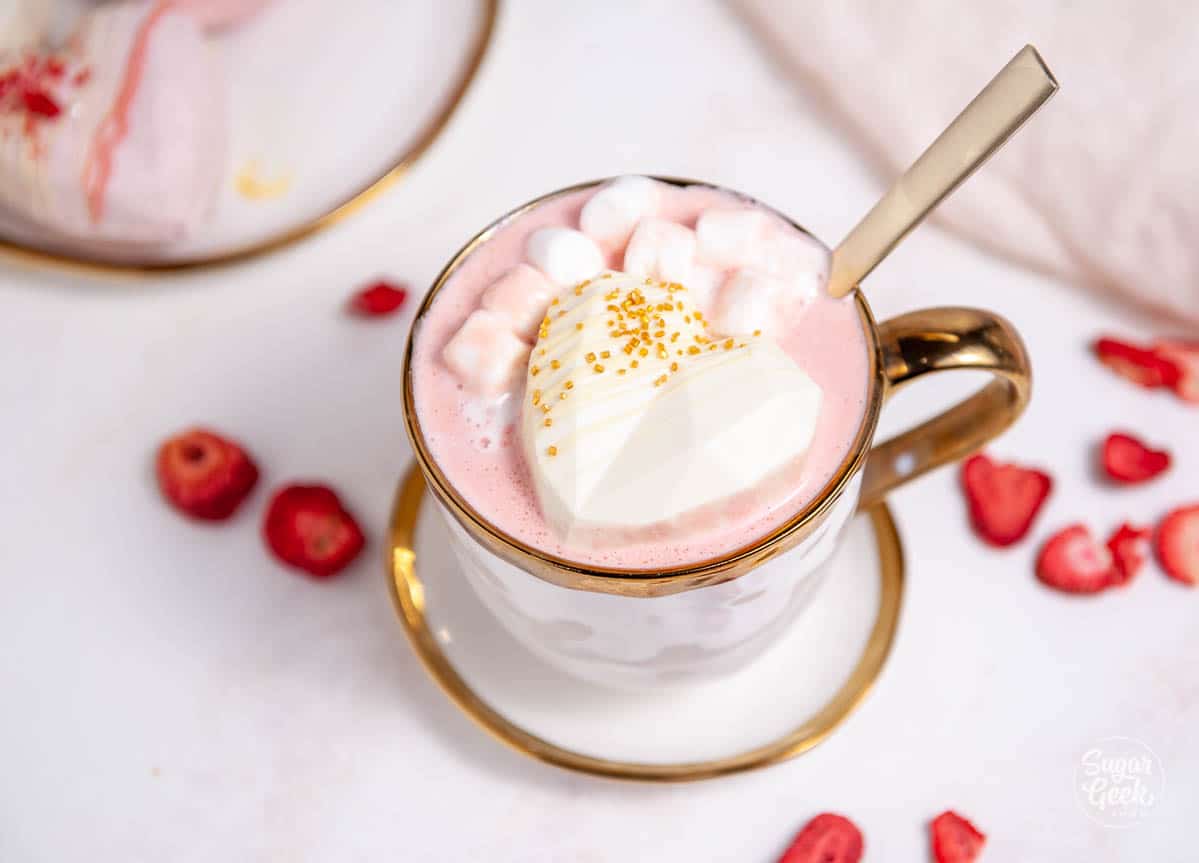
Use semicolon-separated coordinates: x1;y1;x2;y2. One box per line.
734;0;1199;325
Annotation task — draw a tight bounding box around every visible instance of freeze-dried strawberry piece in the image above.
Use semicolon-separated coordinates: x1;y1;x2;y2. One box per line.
1036;524;1116;594
777;813;863;863
1101;432;1171;484
1155;504;1199;587
960;453;1053;547
931;811;986;863
1093;337;1180;389
156;428;259;521
348;280;409;317
1152;339;1199;403
1106;523;1152;586
263;484;365;578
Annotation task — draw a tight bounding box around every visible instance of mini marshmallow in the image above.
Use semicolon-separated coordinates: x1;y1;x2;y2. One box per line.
695;208;771;270
480;263;555;340
623;218;696;285
710;268;789;338
526;227;604;287
759;229;831;284
442;309;530;397
684;265;726;315
579;175;661;252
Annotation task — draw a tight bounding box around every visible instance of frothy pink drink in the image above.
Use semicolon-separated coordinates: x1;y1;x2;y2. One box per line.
410;180;870;569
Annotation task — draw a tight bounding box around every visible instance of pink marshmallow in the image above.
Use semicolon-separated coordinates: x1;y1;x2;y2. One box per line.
442;310;530;397
480;263;556;340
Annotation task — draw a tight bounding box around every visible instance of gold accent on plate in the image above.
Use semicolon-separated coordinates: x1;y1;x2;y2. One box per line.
401;177;1032;597
827;45;1058;298
0;0;498;277
386;466;906;783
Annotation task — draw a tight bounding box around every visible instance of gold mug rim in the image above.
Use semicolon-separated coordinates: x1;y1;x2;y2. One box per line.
401;176;888;591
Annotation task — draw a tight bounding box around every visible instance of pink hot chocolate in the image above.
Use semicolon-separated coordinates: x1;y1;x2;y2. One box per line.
410;182;871;570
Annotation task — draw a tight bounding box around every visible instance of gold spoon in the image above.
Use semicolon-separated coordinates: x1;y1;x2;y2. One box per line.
826;45;1059;298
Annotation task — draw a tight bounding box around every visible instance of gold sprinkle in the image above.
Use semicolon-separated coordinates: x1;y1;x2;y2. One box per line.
753;329;762;337
565;380;574;390
585;352;596;363
631;359;640;368
541;403;551;414
617;368;627;375
550;359;561;370
684;316;692;324
709;344;718;351
694;310;704;320
670;361;679;372
559;392;568;400
575;322;584;331
547;446;558;456
677;349;683;356
607;320;614;327
670;332;680;343
538;348;546;356
638;347;648;358
551;298;559;306
532;389;542;405
723;338;734;350
531;365;541;376
600;350;611;359
544;418;553;427
687;346;701;355
556;310;566;319
593;364;605;373
654;330;665;339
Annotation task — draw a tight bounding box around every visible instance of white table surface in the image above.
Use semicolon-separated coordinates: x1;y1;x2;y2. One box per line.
2;3;1194;860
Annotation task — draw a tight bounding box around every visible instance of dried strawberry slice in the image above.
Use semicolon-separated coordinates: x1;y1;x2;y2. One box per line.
156;428;259;521
1152;339;1199;403
1155;504;1199;586
1036;524;1117;594
960;453;1053;547
1101;432;1171;484
348;280;409;317
21;88;60;118
1093;337;1181;389
931;811;986;863
1106;523;1152;586
777;813;863;863
263;484;365;578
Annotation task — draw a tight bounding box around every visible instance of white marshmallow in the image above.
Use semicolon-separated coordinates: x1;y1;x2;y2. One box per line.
442;310;530;397
622;218;696;285
480;263;555;340
760;229;831;283
685;265;726;315
695;208;771;269
526;227;604;287
579;175;661;252
710;268;789;338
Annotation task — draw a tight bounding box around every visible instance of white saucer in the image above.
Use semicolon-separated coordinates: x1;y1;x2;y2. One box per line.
387;469;905;781
0;0;495;271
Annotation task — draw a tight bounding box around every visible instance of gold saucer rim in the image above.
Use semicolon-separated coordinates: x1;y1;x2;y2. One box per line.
386;466;906;783
0;0;498;278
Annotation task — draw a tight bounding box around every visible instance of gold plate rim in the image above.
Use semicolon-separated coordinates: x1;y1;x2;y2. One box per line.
0;0;499;278
386;465;906;783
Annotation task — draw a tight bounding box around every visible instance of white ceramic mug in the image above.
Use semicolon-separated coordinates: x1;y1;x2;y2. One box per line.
402;178;1031;690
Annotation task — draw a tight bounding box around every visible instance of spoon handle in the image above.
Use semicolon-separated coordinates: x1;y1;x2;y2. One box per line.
827;45;1059;298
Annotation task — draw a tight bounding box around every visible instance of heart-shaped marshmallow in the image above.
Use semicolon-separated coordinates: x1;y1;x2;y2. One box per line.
521;272;822;540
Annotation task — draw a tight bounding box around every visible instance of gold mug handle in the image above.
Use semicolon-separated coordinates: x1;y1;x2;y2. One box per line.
858;307;1032;511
